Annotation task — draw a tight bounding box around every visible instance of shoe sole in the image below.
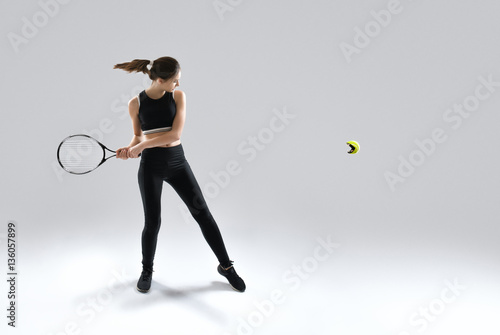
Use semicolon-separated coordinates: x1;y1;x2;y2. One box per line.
228;284;245;292
136;285;150;293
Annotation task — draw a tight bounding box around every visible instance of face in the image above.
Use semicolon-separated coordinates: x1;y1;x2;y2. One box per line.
159;71;181;92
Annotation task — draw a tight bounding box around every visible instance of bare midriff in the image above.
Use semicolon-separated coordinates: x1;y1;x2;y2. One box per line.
144;131;181;147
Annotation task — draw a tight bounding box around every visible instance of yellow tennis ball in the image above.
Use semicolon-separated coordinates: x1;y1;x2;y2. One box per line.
346;140;360;154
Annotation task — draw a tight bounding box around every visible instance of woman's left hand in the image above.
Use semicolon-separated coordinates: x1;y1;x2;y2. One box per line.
128;143;144;158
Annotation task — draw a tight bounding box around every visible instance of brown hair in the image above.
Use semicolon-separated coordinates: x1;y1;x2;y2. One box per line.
113;57;180;81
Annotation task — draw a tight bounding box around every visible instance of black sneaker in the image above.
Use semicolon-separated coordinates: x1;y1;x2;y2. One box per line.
217;261;246;292
136;268;153;293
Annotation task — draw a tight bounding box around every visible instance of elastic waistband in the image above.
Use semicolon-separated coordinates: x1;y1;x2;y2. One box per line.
141;144;184;162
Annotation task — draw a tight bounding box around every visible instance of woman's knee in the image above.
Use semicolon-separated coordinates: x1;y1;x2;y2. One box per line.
143;217;161;234
191;207;215;225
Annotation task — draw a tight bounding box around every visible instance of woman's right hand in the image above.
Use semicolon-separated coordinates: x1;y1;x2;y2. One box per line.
116;147;129;160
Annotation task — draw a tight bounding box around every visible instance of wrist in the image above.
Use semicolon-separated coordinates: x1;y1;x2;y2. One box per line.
139;140;149;150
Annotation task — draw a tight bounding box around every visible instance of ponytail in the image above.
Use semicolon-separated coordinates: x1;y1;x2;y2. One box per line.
113;57;180;81
113;59;150;75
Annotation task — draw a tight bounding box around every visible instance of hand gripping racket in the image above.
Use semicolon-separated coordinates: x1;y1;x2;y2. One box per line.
57;134;118;175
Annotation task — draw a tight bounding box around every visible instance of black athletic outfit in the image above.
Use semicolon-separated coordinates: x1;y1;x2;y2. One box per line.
137;90;231;270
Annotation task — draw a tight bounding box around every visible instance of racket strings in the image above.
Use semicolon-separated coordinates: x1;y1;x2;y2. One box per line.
58;136;105;174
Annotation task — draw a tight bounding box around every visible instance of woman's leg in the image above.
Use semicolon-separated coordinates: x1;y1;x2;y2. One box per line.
165;160;232;267
138;162;164;270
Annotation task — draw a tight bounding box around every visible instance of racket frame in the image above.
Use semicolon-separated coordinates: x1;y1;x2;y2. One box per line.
57;134;116;175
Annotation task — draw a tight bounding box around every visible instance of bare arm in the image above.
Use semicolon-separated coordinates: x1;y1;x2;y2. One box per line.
116;96;143;159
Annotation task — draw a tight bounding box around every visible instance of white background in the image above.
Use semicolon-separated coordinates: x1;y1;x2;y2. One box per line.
1;0;499;334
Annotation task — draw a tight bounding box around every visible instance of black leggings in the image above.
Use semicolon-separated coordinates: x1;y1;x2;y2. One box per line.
138;144;231;270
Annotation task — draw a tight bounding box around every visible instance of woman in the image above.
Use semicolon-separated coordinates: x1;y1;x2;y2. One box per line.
113;57;245;293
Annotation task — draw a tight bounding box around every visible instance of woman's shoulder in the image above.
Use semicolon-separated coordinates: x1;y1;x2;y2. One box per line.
173;89;185;102
128;95;140;114
129;95;139;106
130;90;147;107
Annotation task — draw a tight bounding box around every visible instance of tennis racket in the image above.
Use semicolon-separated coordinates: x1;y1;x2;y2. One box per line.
57;134;119;175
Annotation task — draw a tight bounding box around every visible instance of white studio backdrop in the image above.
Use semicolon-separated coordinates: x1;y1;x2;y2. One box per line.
1;0;499;334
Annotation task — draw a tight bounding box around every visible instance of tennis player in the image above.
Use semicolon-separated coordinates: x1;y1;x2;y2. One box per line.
113;57;245;293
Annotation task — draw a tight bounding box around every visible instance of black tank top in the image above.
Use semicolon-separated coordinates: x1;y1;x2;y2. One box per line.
138;90;176;134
